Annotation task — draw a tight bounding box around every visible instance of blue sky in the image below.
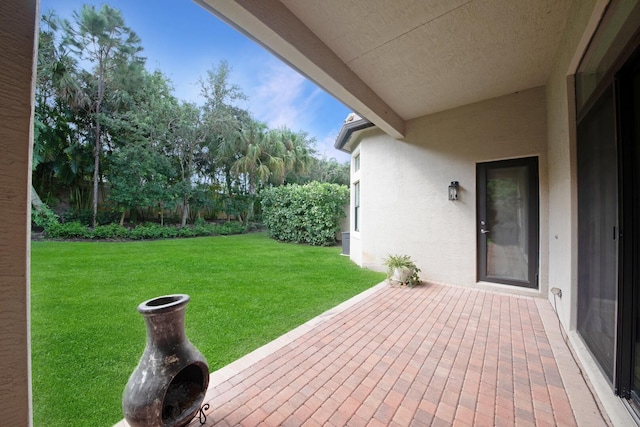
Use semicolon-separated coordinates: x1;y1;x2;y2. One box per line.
40;0;352;161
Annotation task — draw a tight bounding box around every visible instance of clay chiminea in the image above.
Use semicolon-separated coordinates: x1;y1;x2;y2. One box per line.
122;294;209;427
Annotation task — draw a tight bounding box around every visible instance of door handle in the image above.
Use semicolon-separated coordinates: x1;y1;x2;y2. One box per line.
481;229;490;234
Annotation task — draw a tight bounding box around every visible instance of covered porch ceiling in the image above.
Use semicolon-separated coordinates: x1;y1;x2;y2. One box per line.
196;0;574;139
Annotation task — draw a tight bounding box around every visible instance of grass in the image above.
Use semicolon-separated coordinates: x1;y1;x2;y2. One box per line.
30;232;385;426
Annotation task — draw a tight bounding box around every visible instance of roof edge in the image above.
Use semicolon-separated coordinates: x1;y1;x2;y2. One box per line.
334;117;375;153
195;0;405;139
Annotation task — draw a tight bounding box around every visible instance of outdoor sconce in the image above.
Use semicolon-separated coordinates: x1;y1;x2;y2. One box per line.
448;181;459;201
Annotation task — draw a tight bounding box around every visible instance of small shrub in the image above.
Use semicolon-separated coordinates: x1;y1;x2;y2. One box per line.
92;224;130;239
130;223;177;240
32;204;60;230
260;182;349;246
63;208;120;226
193;217;208;227
193;223;216;236
45;221;91;239
177;226;197;238
216;221;246;235
245;222;264;232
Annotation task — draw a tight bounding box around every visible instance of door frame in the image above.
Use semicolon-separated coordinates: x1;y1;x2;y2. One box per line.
476;157;540;288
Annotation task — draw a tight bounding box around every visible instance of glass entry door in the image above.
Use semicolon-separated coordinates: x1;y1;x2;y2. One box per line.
477;158;539;288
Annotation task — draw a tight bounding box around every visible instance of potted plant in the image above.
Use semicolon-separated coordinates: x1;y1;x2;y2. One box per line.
383;254;421;287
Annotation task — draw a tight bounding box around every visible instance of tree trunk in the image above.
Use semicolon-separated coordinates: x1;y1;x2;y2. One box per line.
92;129;99;228
246;179;256;225
225;168;233;196
181;197;189;228
119;210;126;227
246;198;254;225
93;61;105;229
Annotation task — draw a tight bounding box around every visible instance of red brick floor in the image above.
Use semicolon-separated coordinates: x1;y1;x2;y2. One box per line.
170;282;609;426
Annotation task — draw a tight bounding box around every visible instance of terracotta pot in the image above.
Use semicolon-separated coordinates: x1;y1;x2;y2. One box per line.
122;294;209;427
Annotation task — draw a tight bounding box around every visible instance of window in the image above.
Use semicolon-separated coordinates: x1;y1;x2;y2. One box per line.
354;153;360;172
354;181;360;232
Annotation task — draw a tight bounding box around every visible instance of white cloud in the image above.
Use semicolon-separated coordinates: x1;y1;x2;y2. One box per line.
162;53;353;161
246;60;321;130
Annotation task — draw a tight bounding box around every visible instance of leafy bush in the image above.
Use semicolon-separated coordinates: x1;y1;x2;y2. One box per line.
45;221;91;239
32;204;60;230
193;217;208;227
245;221;264;233
177;226;197;238
130;223;177;240
260;182;349;246
216;221;246;235
63;208;121;226
92;224;130;239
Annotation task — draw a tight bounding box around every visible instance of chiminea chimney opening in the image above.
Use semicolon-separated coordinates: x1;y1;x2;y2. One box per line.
162;363;207;425
148;296;179;307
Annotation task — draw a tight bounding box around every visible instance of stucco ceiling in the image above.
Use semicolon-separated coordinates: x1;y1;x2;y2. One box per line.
197;0;574;138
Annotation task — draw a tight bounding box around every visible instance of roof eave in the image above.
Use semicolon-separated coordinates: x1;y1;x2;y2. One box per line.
334;118;375;154
195;0;405;139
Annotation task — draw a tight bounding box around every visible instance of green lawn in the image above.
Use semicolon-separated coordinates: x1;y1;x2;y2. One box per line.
30;232;385;426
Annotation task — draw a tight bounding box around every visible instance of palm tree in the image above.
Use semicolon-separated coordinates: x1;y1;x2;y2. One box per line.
33;12;92;211
231;119;270;195
275;127;316;184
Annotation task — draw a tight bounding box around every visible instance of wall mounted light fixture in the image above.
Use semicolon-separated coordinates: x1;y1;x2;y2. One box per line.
448;181;459;201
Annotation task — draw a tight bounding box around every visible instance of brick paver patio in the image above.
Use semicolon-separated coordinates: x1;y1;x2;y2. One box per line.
181;282;610;426
116;281;610;426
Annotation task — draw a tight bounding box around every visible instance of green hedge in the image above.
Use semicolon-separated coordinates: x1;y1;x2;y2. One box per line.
260;182;349;246
44;221;246;240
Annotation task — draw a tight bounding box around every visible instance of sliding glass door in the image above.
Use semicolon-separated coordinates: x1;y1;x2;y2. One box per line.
576;85;618;382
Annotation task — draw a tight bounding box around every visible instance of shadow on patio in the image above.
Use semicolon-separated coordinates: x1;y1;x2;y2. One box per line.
118;281;610;426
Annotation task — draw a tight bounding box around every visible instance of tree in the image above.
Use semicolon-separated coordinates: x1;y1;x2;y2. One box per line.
230;119;270;194
33;8;348;227
165;102;209;227
62;4;143;227
199;61;249;195
274;127;316;184
105;67;180;224
34;12;93;211
298;157;350;186
108;141;174;225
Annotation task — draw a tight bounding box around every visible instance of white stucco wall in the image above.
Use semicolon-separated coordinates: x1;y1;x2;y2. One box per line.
351;86;548;294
